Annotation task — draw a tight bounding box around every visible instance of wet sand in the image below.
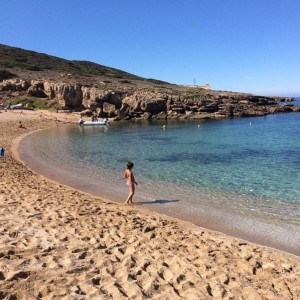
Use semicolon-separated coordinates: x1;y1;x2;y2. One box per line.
0;109;299;299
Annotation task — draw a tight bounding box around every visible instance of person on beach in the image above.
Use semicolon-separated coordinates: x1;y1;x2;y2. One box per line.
124;161;138;205
17;121;24;128
91;114;98;122
0;147;5;157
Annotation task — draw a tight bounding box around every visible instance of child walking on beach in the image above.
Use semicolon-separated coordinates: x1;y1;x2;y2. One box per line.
124;161;138;205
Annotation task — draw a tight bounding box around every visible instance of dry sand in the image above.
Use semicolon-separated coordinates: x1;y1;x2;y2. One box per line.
0;109;299;300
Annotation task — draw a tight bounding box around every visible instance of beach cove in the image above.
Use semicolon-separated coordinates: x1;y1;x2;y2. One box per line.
19;110;300;257
0;110;300;299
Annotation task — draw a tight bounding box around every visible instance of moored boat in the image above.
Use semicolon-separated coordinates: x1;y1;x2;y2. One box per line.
78;118;109;126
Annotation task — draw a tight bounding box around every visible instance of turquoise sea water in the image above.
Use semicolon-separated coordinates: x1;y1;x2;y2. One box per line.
20;98;300;255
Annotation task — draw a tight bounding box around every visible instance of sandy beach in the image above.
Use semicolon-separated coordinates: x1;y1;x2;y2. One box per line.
0;110;299;300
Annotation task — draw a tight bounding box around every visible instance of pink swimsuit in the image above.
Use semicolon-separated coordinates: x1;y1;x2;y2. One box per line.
126;178;133;186
126;173;134;186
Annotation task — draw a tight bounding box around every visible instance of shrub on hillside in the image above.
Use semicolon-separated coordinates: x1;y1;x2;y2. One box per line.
0;70;17;81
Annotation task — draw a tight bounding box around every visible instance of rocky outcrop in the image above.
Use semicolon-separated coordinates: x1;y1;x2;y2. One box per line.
28;80;47;98
0;79;30;91
81;87;122;117
0;78;299;119
57;84;82;108
274;104;300;113
43;82;82;108
121;91;167;119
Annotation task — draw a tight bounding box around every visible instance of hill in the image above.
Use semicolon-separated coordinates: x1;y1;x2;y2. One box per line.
0;44;298;119
0;44;169;84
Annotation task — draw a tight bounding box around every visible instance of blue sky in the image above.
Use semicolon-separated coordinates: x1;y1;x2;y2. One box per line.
1;0;300;96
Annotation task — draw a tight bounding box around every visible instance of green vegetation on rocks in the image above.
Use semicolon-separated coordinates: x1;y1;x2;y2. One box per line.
11;98;45;109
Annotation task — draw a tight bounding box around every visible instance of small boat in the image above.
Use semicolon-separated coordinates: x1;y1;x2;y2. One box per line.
78;118;109;126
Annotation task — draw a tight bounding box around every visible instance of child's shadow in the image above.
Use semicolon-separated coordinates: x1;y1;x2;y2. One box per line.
136;199;180;205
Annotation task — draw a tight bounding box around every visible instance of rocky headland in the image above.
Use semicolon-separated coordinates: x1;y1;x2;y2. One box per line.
1;78;299;121
0;44;299;120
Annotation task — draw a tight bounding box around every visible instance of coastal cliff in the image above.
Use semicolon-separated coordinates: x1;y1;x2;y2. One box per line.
1;78;298;120
0;44;299;120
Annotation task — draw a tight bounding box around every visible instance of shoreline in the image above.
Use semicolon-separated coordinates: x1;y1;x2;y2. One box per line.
1;110;299;299
17;125;300;257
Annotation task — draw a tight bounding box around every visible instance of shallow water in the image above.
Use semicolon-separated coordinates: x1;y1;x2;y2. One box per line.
19;101;300;256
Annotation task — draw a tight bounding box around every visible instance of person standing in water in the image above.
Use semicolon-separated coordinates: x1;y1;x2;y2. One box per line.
124;161;138;205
